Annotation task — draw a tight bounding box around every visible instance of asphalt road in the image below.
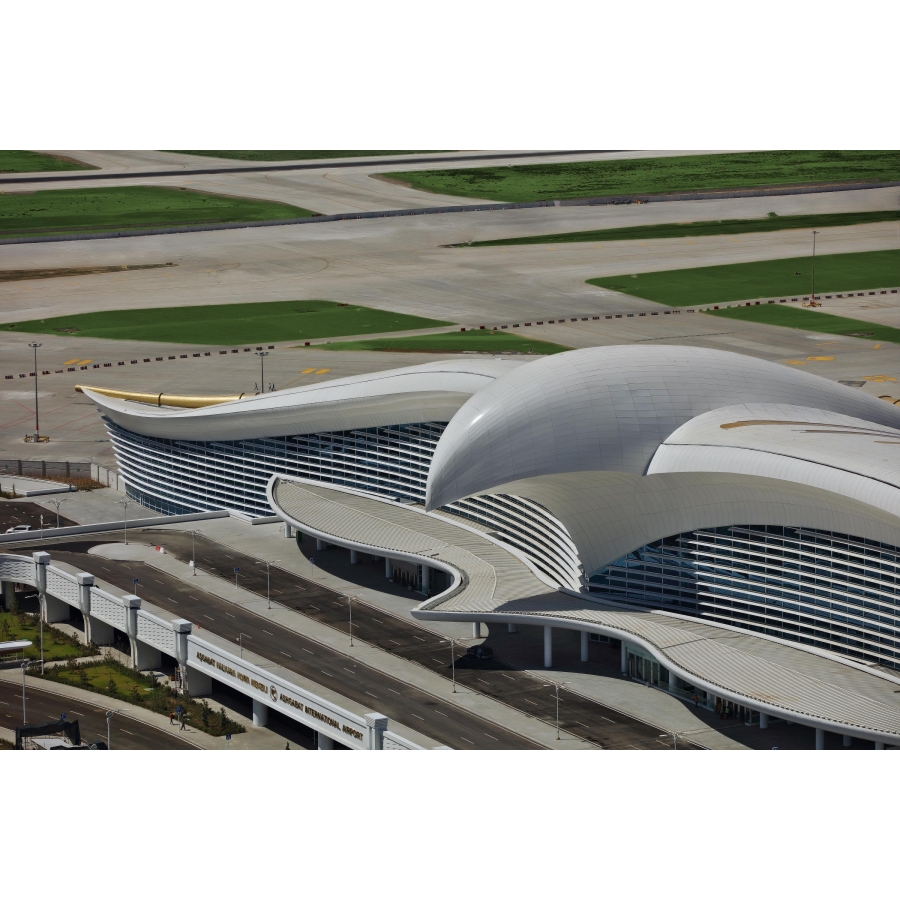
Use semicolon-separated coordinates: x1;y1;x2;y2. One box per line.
0;678;195;750
61;531;686;749
25;539;541;750
0;502;78;534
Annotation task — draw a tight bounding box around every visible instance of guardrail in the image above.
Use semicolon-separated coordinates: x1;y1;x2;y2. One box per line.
0;551;431;749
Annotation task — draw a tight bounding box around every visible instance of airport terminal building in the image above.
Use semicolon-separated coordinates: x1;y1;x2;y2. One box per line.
83;346;900;745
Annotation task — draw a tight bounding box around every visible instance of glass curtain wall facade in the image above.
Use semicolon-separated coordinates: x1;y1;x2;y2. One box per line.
588;525;900;669
108;419;582;589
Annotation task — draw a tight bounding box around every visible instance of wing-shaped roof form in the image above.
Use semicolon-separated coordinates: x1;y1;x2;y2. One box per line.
425;346;900;510
472;470;900;577
83;357;528;441
649;403;900;519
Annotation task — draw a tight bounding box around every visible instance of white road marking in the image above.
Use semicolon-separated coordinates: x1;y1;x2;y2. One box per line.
263;630;274;635
280;651;291;658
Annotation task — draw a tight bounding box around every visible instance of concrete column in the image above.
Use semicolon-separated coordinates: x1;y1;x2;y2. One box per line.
316;538;325;552
508;623;519;634
668;668;678;694
706;691;716;711
842;734;852;747
283;522;293;539
43;593;70;624
543;626;552;668
1;579;15;611
349;549;359;565
122;594;141;669
472;622;482;639
365;712;388;750
815;728;826;750
33;551;50;595
421;565;430;595
172;618;192;669
385;557;393;580
87;616;114;646
252;699;269;727
317;732;335;750
875;741;885;750
621;641;627;676
580;631;589;663
759;712;769;730
184;665;213;697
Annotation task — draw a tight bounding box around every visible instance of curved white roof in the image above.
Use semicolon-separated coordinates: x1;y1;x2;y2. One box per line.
424;346;900;511
649;403;900;519
85;357;528;441
474;470;900;577
267;475;900;743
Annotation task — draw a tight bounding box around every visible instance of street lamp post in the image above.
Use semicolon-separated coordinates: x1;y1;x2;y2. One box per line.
28;342;42;442
256;351;269;392
263;559;280;609
190;529;197;576
545;680;572;741
237;632;250;658
21;659;38;723
116;499;134;545
348;594;354;647
39;514;44;541
48;497;65;529
106;709;126;749
811;230;820;302
448;638;458;693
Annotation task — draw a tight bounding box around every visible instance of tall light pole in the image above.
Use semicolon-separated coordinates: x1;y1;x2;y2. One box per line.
190;529;197;576
545;680;572;741
237;632;250;658
28;342;42;442
116;498;134;545
263;558;280;609
49;497;65;529
347;595;354;647
106;709;126;749
811;230;820;302
21;659;38;723
448;638;458;693
256;351;269;392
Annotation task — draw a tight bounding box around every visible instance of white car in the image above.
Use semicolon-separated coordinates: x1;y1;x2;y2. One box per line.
4;524;32;534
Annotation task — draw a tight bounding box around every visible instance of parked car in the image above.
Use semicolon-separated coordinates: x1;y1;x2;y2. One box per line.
466;645;494;660
4;524;32;534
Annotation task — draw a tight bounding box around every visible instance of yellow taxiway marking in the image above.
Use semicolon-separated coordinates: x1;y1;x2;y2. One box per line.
862;375;898;383
315;368;331;375
62;358;80;365
807;356;835;361
300;368;316;374
77;359;93;365
874;344;882;350
786;360;806;365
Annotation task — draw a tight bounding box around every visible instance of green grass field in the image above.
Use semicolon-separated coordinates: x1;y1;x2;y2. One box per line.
169;150;442;161
0;150;96;173
0;185;316;239
704;304;900;345
0;612;88;662
0;300;453;345
387;151;900;203
459;210;900;247
321;330;569;355
587;249;900;307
